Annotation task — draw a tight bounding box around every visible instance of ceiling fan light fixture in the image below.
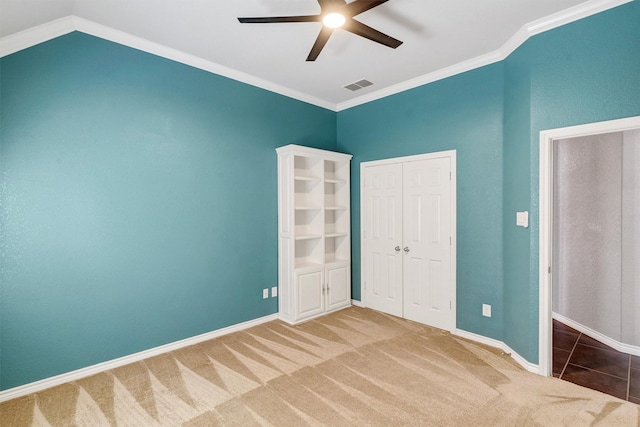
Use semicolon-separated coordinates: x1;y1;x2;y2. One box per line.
238;1;403;61
322;12;345;28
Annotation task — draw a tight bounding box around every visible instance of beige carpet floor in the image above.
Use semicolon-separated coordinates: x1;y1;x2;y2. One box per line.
1;307;638;426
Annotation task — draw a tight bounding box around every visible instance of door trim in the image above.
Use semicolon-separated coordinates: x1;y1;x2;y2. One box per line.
538;115;640;376
360;150;457;333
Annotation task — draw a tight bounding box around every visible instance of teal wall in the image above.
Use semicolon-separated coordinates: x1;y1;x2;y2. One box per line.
337;64;506;341
0;32;336;390
503;0;640;362
339;0;640;363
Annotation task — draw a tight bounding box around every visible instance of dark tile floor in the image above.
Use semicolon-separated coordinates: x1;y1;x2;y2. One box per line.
553;319;640;403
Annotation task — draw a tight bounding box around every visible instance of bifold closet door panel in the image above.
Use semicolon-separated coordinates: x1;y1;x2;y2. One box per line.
402;158;452;330
362;163;403;317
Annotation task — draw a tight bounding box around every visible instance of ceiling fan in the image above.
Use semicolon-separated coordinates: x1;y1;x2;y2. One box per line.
238;0;403;61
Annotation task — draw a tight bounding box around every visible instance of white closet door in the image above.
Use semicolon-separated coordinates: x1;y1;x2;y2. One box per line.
362;163;403;317
402;158;452;330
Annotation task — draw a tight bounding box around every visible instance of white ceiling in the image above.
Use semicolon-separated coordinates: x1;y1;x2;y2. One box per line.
0;0;628;110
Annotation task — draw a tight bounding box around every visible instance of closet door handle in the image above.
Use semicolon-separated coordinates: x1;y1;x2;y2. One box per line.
403;247;410;253
395;246;401;252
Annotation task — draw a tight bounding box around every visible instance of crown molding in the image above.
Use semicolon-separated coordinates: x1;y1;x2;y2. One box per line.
0;16;75;57
71;17;336;111
336;50;505;112
0;0;633;112
500;0;633;58
336;0;633;111
0;16;335;111
527;0;633;36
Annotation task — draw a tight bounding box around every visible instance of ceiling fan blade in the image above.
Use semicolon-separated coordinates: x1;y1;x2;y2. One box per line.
343;19;402;48
238;16;321;24
343;0;389;18
317;0;347;12
306;26;334;61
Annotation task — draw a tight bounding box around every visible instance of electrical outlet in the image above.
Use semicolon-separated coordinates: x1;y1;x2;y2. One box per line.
482;304;491;317
263;288;269;299
271;286;278;297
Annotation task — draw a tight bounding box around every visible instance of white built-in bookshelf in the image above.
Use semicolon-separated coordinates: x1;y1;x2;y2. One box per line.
276;145;352;324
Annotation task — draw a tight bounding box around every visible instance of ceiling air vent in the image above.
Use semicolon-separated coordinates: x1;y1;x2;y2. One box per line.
344;79;374;91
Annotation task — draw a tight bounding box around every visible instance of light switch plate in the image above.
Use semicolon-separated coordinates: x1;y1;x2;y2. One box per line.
271;286;278;297
516;211;529;228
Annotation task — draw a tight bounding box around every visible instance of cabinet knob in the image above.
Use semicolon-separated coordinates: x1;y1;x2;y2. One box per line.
403;247;410;253
395;246;401;252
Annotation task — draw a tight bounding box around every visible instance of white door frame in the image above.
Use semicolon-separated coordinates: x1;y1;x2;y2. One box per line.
538;115;640;376
360;150;457;333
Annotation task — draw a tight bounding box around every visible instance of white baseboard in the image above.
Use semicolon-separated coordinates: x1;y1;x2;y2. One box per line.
1;310;546;402
0;313;278;403
454;329;539;374
350;304;538;373
553;312;640;357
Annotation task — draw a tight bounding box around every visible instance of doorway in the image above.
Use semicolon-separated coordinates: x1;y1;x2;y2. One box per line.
539;116;640;381
360;150;457;332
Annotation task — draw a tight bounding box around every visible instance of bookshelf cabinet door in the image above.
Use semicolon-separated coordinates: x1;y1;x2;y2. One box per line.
295;267;324;321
